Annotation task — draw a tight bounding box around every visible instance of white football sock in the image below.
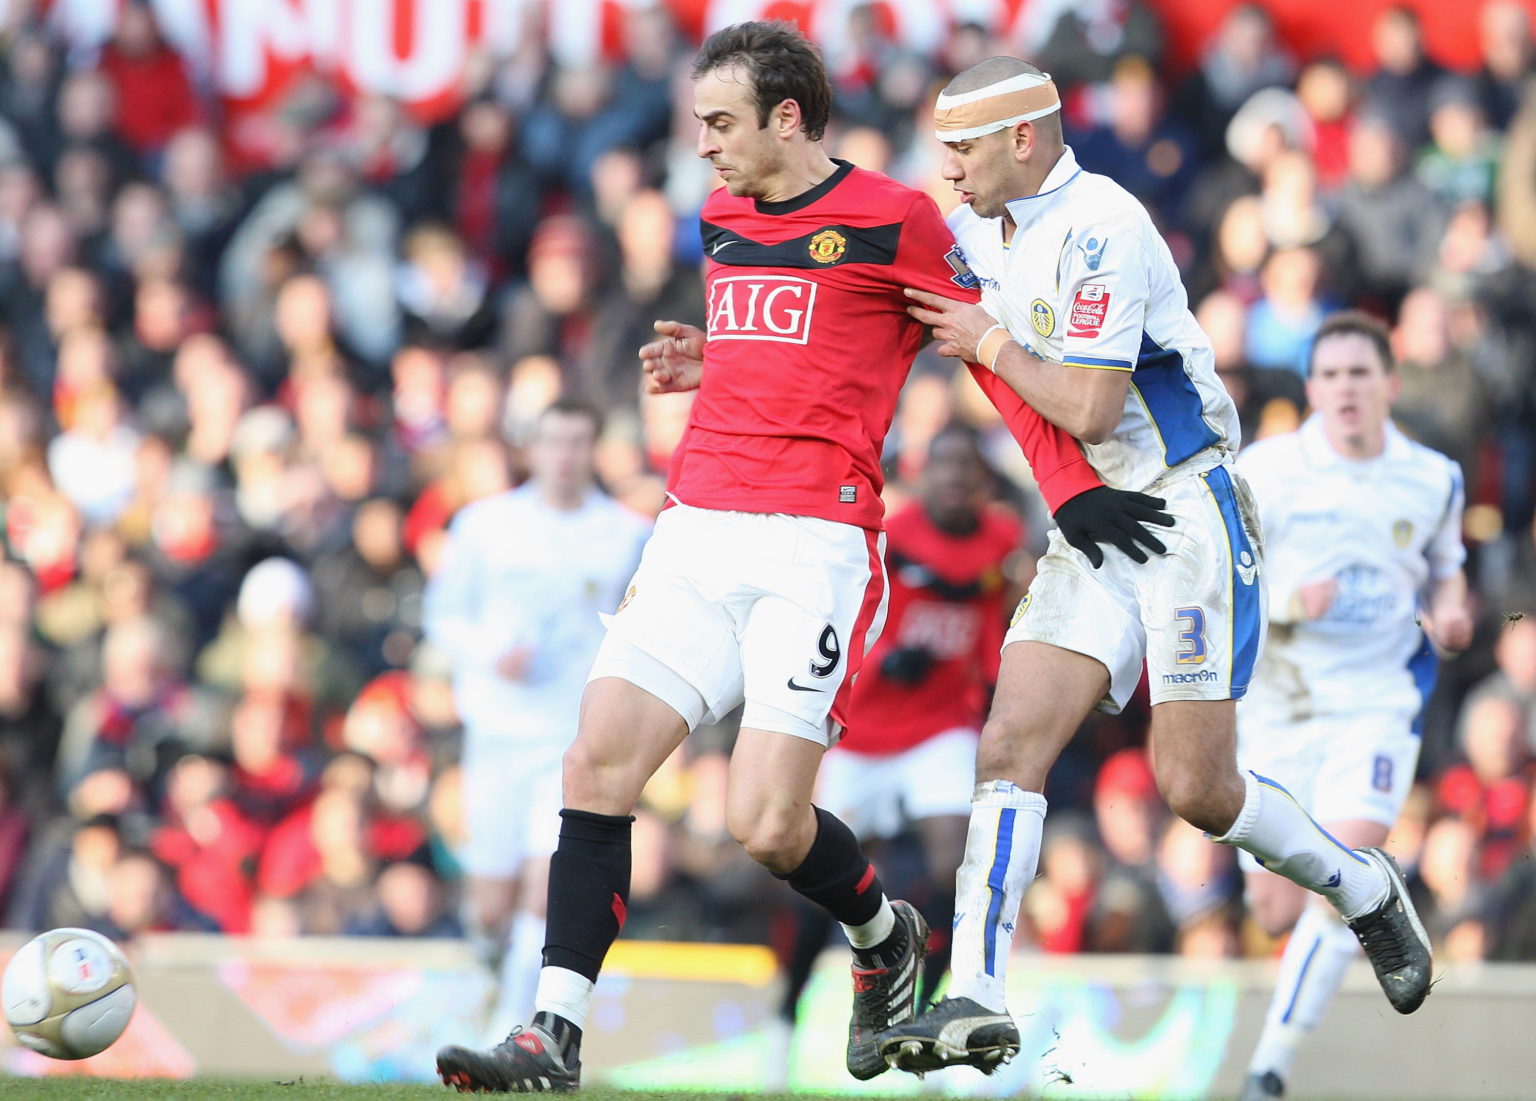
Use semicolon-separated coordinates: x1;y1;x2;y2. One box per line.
946;780;1047;1011
843;897;895;950
1216;771;1388;920
534;966;595;1031
1249;904;1359;1079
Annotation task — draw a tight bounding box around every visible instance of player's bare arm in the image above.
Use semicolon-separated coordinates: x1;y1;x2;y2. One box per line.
904;287;1130;443
639;319;706;394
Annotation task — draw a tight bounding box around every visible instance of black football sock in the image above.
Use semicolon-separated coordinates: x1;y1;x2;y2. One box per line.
778;807;890;958
542;809;633;983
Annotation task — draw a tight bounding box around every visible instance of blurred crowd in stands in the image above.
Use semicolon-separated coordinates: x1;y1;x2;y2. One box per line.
1;0;1535;973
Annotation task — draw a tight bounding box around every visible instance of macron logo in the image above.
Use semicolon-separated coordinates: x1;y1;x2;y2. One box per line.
707;276;817;344
1161;669;1219;685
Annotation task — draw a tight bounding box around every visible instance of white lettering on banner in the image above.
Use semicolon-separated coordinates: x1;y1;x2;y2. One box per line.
707;276;817;344
702;0;946;62
347;0;467;101
217;0;319;99
52;0;1006;121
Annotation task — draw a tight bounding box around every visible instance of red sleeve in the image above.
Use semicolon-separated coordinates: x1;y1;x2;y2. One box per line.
895;194;1102;514
894;193;982;305
965;364;1102;513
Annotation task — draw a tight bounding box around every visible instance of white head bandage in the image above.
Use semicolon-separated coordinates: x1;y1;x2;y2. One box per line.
934;71;1061;143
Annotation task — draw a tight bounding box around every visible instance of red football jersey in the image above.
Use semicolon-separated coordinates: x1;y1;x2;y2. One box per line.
840;501;1022;755
670;161;1097;530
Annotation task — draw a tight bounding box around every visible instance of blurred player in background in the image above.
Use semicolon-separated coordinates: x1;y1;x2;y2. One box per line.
424;400;650;1044
1233;311;1473;1101
883;57;1437;1077
770;423;1023;1072
433;21;1166;1094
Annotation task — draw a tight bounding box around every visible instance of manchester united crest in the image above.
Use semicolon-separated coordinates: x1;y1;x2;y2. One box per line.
809;229;847;264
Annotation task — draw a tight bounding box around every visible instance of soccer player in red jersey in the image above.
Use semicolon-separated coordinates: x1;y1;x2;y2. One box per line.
436;22;1168;1094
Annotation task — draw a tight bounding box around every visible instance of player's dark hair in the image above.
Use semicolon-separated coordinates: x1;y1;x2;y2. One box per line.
1308;310;1394;375
693;21;832;142
538;396;604;438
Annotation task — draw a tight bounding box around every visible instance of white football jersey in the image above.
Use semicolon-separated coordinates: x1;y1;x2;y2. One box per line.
1235;416;1465;721
425;485;651;741
947;146;1240;491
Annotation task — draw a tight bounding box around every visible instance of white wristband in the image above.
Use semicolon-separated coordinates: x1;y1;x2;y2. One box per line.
975;323;1014;372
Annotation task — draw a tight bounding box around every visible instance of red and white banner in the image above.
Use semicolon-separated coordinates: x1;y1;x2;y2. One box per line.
33;0;1515;128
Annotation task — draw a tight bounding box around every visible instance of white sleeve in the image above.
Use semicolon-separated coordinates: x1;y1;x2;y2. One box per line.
1425;459;1468;580
1056;221;1148;373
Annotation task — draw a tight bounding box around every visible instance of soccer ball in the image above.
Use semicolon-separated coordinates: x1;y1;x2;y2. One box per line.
2;928;136;1060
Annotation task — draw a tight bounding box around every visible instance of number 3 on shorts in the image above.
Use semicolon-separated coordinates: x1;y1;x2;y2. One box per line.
1175;606;1207;665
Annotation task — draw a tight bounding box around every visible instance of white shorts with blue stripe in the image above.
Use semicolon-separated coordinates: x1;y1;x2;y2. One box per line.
1004;459;1267;713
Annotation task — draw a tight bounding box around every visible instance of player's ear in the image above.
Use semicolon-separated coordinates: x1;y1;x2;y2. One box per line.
774;97;802;138
1011;121;1034;162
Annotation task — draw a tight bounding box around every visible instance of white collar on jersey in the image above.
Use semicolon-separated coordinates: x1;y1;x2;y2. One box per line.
1002;146;1082;232
1299;412;1413;468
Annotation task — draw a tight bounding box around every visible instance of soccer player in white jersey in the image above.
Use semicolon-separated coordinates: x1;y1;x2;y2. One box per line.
1231;311;1473;1101
880;57;1438;1075
424;399;650;1045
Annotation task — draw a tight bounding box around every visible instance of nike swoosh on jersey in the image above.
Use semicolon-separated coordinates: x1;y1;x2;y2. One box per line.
786;677;825;692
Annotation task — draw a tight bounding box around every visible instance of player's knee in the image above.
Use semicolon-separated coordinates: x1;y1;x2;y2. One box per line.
1155;766;1237;836
726;805;806;874
560;739;641;811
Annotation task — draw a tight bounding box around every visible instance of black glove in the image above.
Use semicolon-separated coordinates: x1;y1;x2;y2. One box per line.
879;645;935;685
1053;486;1175;569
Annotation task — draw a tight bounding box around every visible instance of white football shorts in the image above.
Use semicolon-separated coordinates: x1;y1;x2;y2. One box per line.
1004;462;1267;713
816;727;980;840
587;503;888;746
458;734;565;878
1234;709;1422;874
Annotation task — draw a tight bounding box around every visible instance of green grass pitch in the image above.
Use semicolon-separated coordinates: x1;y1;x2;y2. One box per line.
0;1086;827;1101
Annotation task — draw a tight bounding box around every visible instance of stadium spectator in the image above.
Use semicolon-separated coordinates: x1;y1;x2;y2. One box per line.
1173;4;1296;160
1417;77;1502;210
1363;5;1446;150
94;1;203;164
1476;1;1535;130
1087;747;1174;953
1243;245;1329;376
1336;110;1446;311
1391;284;1493;488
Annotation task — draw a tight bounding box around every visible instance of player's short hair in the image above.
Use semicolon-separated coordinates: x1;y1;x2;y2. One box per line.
1308;310;1394;376
693;21;832;142
536;397;604;438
